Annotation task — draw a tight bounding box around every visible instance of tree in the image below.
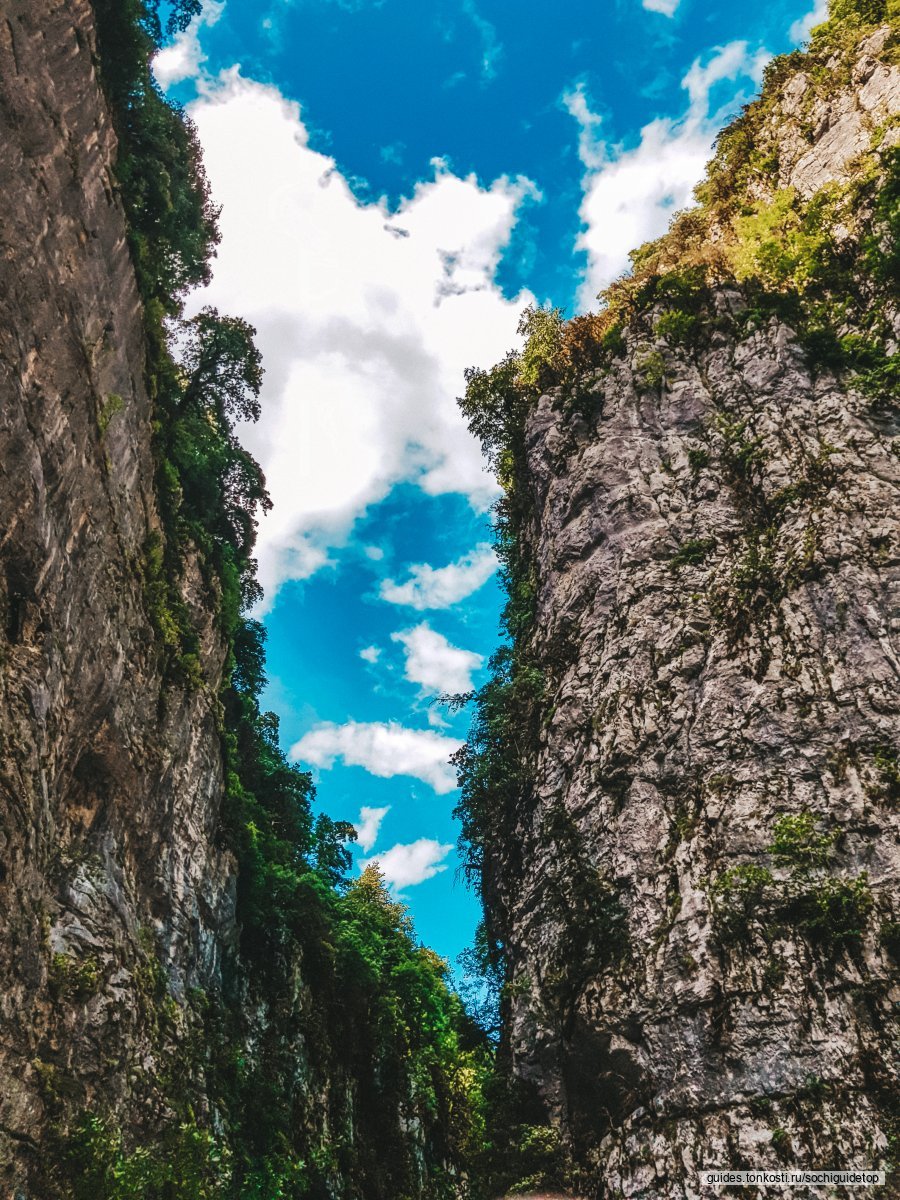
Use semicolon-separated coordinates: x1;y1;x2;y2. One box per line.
179;308;264;426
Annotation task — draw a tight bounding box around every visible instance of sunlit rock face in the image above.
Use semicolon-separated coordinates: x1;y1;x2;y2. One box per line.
486;27;900;1198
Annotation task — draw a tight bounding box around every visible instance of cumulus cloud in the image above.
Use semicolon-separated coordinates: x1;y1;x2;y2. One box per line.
359;645;381;664
379;543;497;610
152;0;224;89
173;65;534;605
642;0;680;16
354;805;390;852
361;838;454;890
392;623;482;696
790;0;828;44
566;41;769;308
290;720;460;793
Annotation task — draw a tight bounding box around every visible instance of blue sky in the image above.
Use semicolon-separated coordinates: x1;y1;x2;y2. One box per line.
155;0;825;971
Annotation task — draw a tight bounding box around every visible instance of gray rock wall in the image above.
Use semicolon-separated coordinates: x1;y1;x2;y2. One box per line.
492;31;900;1199
0;1;234;1186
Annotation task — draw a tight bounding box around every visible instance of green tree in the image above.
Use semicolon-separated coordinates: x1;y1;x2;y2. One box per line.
178;308;264;425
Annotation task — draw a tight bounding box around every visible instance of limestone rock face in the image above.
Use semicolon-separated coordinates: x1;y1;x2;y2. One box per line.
0;1;236;1183
486;28;900;1200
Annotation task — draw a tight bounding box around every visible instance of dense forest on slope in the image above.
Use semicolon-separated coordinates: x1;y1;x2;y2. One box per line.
456;0;899;1193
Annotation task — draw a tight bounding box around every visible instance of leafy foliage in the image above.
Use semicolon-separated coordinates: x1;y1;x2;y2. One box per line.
451;647;543;889
516;304;566;391
711;864;777;942
64;1113;231;1200
77;2;492;1195
769;811;835;870
92;0;218;312
710;813;873;950
828;0;897;26
48;953;102;1002
670;537;717;568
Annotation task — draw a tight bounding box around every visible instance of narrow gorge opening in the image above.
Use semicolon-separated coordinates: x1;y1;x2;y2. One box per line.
0;0;897;1198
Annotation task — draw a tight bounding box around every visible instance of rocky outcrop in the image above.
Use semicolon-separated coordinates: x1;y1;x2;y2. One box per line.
476;20;900;1200
0;0;235;1183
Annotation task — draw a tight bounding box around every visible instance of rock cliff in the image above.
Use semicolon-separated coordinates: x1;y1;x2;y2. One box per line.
0;0;234;1159
458;8;900;1197
0;3;481;1197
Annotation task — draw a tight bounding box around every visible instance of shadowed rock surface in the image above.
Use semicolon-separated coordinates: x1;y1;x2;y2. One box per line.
0;0;236;1156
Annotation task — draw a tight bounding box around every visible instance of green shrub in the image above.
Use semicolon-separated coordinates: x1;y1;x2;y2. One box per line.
97;393;125;438
784;873;873;944
49;953;101;1001
711;864;776;942
635;349;666;391
600;321;626;357
92;0;218;313
670;537;717;568
505;1124;567;1194
516;304;565;392
708;527;783;636
730;189;832;289
539;805;629;1008
770;1127;792;1159
828;0;892;27
655;309;699;346
452;646;544;886
64;1112;232;1200
871;746;900;805
769;812;835;870
710;814;873;950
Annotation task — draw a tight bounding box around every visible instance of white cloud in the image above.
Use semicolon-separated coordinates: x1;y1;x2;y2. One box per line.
681;41;768;115
567;41;770;308
392;623;482;695
290;720;460;793
174;65;535;605
361;838;453;890
790;0;828;44
379;543;497;610
152;0;224;89
364;545;385;561
462;0;503;81
642;0;680;16
354;804;390;852
562;84;605;171
359;645;381;664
